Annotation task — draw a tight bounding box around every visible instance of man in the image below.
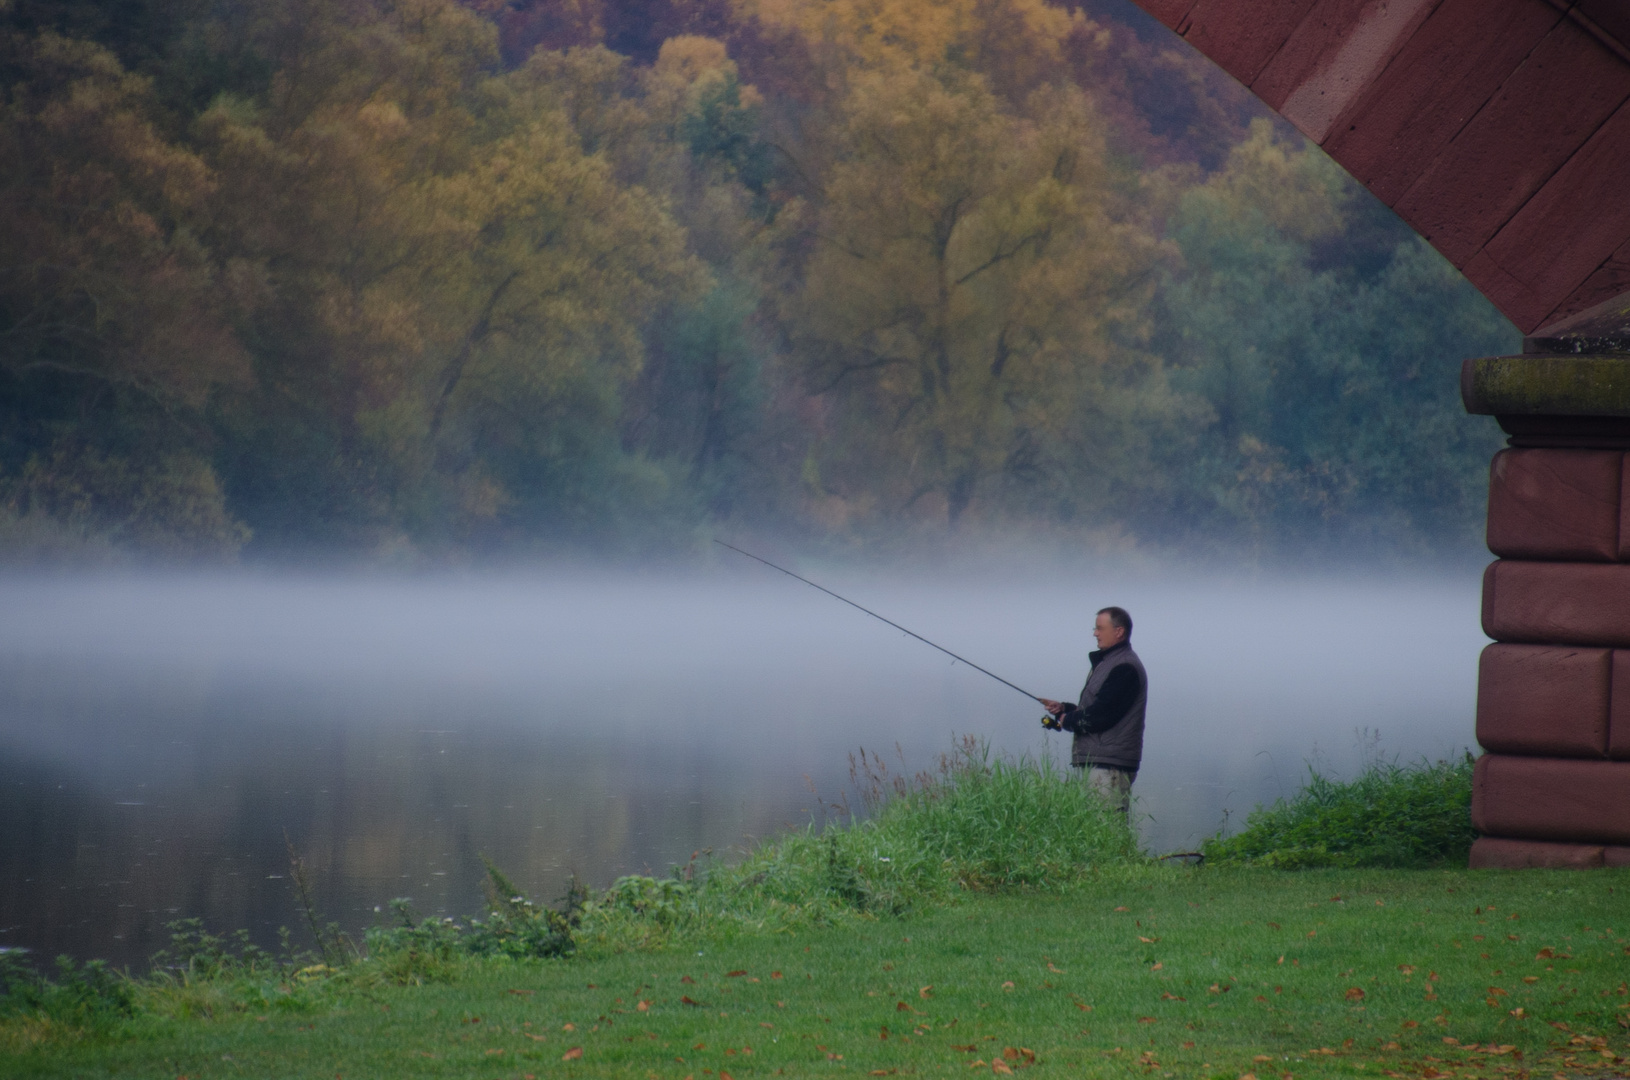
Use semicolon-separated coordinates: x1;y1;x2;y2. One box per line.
1039;606;1145;813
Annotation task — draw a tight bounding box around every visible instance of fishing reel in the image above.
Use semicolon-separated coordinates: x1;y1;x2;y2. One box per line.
1040;711;1066;732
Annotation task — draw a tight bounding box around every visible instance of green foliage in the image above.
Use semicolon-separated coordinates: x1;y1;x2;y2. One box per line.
364;863;580;968
575;739;1142;950
0;951;134;1025
1153;121;1517;552
1202;753;1476;869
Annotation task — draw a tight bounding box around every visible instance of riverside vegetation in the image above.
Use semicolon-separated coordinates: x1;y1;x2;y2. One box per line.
0;0;1517;564
2;742;1628;1079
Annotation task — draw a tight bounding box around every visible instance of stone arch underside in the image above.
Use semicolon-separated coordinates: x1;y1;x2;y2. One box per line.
1132;0;1630;336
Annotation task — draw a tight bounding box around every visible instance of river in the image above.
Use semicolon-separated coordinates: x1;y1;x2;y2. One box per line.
0;562;1486;969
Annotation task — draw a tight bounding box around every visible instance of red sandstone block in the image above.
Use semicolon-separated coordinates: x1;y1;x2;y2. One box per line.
1393;20;1630;269
1181;0;1319;86
1607;846;1630;867
1321;0;1558;205
1482;99;1630;334
1612;652;1630;760
1471;754;1630;844
1621;458;1630;562
1469;836;1605;869
1482;560;1630;647
1138;0;1196;30
1486;449;1622;561
1477;643;1610;757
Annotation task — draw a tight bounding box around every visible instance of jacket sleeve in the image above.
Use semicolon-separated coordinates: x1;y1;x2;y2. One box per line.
1061;665;1141;735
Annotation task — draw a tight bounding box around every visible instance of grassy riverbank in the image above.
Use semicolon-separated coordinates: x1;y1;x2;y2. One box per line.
4;868;1628;1079
4;747;1627;1078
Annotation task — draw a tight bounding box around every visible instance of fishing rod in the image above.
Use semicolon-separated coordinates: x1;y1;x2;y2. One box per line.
713;539;1045;705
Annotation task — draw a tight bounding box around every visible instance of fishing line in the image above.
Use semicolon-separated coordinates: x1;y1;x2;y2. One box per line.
713;539;1044;704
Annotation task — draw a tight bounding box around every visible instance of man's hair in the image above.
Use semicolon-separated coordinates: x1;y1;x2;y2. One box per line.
1098;606;1132;638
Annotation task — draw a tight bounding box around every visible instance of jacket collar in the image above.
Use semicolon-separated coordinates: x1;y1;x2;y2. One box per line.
1089;640;1130;665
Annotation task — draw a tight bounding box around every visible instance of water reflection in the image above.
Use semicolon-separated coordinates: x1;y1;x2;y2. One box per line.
0;567;1486;969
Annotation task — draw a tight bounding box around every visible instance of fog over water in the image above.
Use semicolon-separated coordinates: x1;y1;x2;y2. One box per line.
0;563;1486;969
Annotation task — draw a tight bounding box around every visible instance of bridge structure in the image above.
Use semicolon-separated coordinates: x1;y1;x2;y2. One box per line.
1130;0;1630;867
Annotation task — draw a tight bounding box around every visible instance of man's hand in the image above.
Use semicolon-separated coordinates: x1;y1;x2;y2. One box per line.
1039;698;1065;717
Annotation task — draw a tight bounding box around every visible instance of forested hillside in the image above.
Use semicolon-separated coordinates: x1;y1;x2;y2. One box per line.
0;0;1518;562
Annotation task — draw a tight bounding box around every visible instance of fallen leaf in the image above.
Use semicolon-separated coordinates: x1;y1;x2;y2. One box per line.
991;1063;1013;1075
561;1047;583;1061
681;976;695;984
562;1023;575;1031
694;1043;706;1050
507;988;535;996
1307;930;1316;938
1267;922;1280;929
1151;962;1163;971
1138;936;1157;943
1046;963;1064;973
721;1072;733;1080
1345;988;1366;1001
726;970;747;978
953;1044;977;1052
1114;906;1129;912
1182;1041;1194;1048
771;971;783;979
636;1001;650;1012
681;996;702;1007
1161;992;1186;1001
1001;981;1015;991
1137;1017;1156;1024
1398;965;1415;975
1254;1054;1273;1062
920;986;933;999
525;1034;547;1042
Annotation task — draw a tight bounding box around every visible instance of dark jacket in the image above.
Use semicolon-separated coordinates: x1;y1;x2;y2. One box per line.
1060;641;1146;771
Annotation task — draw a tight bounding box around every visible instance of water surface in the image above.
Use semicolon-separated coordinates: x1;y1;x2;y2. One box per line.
0;565;1486;969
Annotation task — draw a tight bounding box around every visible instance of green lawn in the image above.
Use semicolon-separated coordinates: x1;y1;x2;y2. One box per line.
5;867;1628;1079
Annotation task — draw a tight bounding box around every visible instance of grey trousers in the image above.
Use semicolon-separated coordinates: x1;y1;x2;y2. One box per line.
1078;763;1135;814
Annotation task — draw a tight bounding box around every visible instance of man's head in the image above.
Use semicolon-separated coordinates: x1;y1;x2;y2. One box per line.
1093;606;1131;650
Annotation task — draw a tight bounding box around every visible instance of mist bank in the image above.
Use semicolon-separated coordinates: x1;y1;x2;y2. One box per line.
0;564;1484;968
0;0;1515;569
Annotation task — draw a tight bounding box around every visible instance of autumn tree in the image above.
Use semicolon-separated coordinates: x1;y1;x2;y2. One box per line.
0;28;251;554
785;61;1176;526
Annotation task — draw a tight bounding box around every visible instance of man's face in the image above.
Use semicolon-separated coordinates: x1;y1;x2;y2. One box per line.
1093;612;1125;650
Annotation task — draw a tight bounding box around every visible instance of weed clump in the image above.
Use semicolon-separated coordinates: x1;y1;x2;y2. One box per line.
0;951;133;1027
1202;753;1475;869
576;737;1142;947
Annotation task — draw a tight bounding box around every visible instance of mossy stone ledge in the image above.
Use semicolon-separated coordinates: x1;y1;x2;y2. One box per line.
1464;292;1630;445
1461;354;1630;418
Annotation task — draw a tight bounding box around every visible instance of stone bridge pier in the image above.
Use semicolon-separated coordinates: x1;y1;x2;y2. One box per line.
1463;302;1630;868
1125;0;1630;868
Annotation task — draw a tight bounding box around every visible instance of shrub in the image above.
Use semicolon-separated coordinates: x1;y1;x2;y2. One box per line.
1202;753;1475;869
0;951;134;1026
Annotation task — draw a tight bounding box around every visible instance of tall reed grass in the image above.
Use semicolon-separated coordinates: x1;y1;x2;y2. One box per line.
573;736;1143;949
